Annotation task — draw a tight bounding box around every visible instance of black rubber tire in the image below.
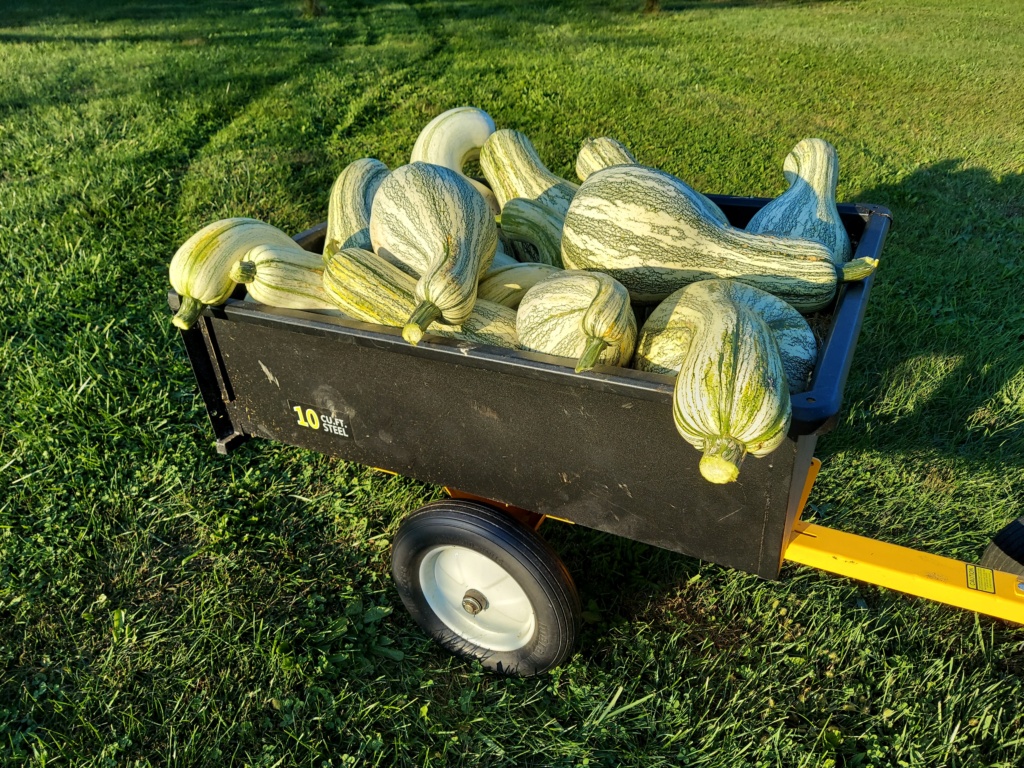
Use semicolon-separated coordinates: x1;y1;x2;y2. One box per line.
392;499;580;676
981;516;1024;577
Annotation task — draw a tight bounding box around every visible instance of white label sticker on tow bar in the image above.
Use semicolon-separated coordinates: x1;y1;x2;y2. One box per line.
288;400;353;439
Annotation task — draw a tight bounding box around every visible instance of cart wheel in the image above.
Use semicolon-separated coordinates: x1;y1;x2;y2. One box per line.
392;499;580;676
980;516;1024;577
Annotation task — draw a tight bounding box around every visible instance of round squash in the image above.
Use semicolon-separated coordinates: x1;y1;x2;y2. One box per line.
657;280;792;484
517;271;636;373
634;279;817;394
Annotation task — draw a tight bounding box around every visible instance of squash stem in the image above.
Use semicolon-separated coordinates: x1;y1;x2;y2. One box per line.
403;301;442;345
575;337;609;373
172;296;205;330
229;260;257;283
699;437;746;484
840;257;879;282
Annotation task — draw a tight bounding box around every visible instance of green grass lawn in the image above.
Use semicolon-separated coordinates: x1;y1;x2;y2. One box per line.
2;0;1023;764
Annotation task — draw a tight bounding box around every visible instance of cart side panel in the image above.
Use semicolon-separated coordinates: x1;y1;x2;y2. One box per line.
213;318;797;578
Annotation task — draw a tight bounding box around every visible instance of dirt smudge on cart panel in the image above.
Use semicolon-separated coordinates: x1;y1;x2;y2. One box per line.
258;360;279;387
472;402;500;421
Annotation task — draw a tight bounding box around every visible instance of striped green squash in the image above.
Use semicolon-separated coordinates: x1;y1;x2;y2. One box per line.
169;217;297;329
477;262;560;309
746;138;852;264
323;247;519;349
575;136;636;181
410;106;499;214
229;242;336;311
499;197;564;267
368;162;498;343
634;279;817;394
517;271;636;373
325;158;390;255
575;140;727;225
479;129;578;215
561;165;876;310
662;281;792;484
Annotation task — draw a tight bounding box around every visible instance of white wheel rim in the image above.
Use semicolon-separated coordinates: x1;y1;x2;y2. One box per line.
419;545;537;652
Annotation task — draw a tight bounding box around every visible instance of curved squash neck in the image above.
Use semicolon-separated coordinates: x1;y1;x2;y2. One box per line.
783;141;839;204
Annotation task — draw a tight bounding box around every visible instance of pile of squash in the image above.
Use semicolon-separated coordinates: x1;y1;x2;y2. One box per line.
169;107;878;485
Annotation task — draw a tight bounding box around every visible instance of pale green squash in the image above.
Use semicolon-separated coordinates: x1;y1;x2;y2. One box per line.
634;279;817;394
242;292;348;318
575;136;636;181
169;217;297;329
746;138;852;264
479;129;578;215
229;242;336;311
561;165;876;309
368;162;498;343
661;281;792;484
576;139;726;224
491;240;519;269
517;271;636;373
324;158;390;255
323;247;519;349
410;106;500;213
477;262;560;309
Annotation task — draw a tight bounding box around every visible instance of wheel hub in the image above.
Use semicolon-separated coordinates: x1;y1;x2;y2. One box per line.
461;589;488;615
417;545;537;651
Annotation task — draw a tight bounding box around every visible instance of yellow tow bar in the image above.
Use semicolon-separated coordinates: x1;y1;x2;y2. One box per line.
784;462;1024;625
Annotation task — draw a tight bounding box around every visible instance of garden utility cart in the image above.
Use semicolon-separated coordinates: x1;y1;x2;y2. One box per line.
170;196;1024;676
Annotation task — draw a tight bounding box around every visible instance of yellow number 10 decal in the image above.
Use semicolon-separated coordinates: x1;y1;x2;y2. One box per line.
293;405;321;431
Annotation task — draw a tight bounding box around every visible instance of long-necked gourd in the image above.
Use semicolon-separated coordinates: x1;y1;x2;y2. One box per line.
634;279;817;394
325;158;390;255
662;281;792;484
477;262;560;309
479;129;578;215
745;138;851;264
410;106;500;214
229;242;336;311
323;247;518;349
169;218;298;329
517;271;636;373
368;162;498;344
575;136;636;181
561;165;876;309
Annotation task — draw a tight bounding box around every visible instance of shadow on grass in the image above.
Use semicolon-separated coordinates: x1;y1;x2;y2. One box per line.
1;0;854;31
834;161;1024;472
2;0;270;28
0;1;342;44
645;0;848;10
